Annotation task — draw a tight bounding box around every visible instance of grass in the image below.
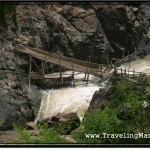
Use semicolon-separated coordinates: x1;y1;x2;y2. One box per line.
12;123;68;144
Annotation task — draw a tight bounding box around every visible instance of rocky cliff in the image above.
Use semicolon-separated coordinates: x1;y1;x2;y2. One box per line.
0;2;150;130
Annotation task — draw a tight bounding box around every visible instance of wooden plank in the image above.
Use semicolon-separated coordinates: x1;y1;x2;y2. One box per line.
15;44;109;70
16;47;102;76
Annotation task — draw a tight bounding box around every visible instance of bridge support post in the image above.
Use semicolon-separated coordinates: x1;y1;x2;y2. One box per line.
71;64;75;86
59;66;63;84
29;54;32;87
86;73;89;86
121;68;123;77
101;66;103;73
84;73;87;81
72;70;75;86
114;67;117;80
41;61;45;86
133;69;135;78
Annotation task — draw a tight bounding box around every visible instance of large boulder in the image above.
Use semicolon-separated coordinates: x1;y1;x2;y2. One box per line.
44;113;81;134
0;130;19;143
88;87;113;111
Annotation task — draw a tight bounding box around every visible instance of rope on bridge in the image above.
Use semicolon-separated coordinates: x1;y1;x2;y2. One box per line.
105;52;138;72
14;44;109;77
13;44;150;87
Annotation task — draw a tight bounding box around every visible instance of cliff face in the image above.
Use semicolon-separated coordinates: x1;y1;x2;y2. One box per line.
0;2;150;129
15;3;149;63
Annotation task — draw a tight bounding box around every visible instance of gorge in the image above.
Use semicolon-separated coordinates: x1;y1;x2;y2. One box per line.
0;2;150;144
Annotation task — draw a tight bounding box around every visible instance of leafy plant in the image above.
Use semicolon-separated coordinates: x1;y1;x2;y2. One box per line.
12;123;67;144
0;3;17;28
73;77;150;144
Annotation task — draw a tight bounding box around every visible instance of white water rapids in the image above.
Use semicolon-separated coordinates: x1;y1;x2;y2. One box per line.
118;55;150;73
35;55;150;122
35;72;102;122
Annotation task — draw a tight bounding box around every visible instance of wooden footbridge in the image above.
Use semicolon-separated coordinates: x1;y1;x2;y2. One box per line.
14;44;150;87
14;44;109;87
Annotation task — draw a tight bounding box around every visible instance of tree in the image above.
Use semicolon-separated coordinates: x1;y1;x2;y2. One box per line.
0;3;17;28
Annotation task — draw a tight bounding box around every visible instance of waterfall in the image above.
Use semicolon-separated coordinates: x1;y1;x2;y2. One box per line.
35;55;150;123
35;72;102;122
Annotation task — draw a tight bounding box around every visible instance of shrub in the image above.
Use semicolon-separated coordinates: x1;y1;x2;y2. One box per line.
73;77;150;144
13;123;67;144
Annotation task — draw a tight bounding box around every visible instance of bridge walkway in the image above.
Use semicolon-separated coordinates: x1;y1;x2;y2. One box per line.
15;44;109;77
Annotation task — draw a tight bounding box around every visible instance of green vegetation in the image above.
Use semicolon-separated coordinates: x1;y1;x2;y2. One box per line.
13;123;67;144
72;77;150;144
10;77;150;144
0;3;17;28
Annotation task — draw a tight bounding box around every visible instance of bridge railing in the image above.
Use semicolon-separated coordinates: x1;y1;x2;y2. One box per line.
15;44;109;70
116;68;150;77
105;52;138;71
113;52;137;67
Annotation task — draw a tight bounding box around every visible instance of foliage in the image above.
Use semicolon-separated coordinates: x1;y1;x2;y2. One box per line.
8;77;150;144
0;3;17;28
13;123;67;144
72;77;150;144
55;116;80;135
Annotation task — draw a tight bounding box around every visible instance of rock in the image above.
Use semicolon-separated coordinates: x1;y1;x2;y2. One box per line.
28;36;36;47
26;122;37;130
51;115;60;122
26;129;40;136
93;4;148;60
0;2;150;130
65;135;77;144
88;87;113;111
45;113;80;134
134;20;140;27
133;7;139;12
52;112;80;123
0;130;19;143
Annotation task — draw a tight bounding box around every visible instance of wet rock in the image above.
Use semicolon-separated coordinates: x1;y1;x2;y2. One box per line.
52;113;80;123
65;135;77;144
44;113;81;134
88;87;113;111
93;4;148;60
26;122;37;130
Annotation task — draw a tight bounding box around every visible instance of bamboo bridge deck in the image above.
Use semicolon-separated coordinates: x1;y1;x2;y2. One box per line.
14;44;150;87
15;44;109;77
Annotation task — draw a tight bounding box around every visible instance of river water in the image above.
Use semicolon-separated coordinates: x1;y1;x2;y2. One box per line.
35;72;102;122
35;55;150;122
118;55;150;73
